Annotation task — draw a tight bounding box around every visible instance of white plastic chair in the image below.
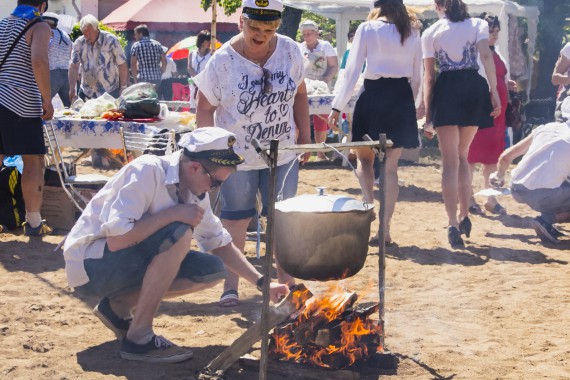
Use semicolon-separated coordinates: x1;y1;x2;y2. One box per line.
43;122;110;212
119;127;178;162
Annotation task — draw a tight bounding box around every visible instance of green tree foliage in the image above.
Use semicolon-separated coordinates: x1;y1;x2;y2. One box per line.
69;22;128;49
200;0;241;16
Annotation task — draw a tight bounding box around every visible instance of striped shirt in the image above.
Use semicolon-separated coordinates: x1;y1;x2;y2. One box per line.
131;37;163;82
0;17;42;117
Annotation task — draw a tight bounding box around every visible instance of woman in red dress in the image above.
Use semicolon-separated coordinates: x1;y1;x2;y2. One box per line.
468;15;515;215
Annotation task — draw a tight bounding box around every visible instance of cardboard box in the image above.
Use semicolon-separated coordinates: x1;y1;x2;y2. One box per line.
41;186;84;230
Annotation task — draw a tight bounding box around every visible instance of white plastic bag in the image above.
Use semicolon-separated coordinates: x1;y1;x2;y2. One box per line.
78;93;117;118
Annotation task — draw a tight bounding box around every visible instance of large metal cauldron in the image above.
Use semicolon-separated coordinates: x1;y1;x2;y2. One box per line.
273;190;374;281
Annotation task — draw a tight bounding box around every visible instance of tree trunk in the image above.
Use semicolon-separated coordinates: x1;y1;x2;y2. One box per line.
278;6;303;41
532;0;567;99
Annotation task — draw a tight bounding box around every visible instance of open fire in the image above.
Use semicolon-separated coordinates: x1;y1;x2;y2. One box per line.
269;289;383;370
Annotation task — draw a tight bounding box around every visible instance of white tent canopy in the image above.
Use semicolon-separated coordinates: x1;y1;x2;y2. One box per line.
284;0;539;89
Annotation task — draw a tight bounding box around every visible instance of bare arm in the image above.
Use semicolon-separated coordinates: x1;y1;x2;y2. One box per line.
106;204;204;252
477;39;501;118
293;81;311;164
130;56;138;83
187;51;197;77
322;55;339;84
423;58;436;124
496;134;533;178
552;54;570;86
118;62;129;89
68;62;79;102
160;53;167;74
212;243;289;302
28;21;53;120
196;91;216;127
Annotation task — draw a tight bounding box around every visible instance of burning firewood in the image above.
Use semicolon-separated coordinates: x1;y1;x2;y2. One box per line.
198;284;313;379
269;291;382;370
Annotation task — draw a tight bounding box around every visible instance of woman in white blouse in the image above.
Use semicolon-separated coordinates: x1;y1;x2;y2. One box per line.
422;0;501;248
328;0;422;246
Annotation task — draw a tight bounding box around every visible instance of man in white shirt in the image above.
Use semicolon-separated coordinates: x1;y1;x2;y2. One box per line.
552;42;570;122
63;127;288;363
299;19;339;160
491;118;570;244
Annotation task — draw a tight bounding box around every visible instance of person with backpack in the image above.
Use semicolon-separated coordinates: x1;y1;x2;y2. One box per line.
0;0;54;236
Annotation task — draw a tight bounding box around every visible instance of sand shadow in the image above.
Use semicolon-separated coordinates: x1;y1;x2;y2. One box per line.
0;239;63;274
395;353;455;379
397;184;442;203
76;341;227;379
385;242;562;266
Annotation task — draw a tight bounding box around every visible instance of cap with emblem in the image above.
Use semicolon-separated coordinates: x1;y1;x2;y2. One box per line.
242;0;283;21
178;127;245;166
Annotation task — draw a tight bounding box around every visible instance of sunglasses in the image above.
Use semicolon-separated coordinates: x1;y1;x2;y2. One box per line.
262;68;272;95
201;164;224;190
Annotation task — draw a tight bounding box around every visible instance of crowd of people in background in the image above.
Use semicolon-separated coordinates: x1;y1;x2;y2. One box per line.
1;0;569;364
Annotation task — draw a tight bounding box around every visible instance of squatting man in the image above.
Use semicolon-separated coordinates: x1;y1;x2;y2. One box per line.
63;127;289;363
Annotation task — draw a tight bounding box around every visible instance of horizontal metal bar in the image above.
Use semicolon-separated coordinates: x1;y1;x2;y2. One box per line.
276;140;393;154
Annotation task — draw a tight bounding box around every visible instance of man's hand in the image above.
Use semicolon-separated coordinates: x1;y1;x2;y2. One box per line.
269;282;289;303
489;171;505;188
171;204;204;228
41;98;54;121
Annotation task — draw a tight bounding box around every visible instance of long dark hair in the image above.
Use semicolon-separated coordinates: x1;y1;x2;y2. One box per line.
435;0;469;23
196;30;211;50
370;2;412;45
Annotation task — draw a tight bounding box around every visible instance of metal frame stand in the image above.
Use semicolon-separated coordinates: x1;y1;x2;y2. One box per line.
253;135;392;380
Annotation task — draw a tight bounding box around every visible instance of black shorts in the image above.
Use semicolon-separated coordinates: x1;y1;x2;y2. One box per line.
431;69;493;129
0;104;45;156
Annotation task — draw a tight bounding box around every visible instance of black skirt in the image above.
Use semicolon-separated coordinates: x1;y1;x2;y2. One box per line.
432;69;493;129
351;77;419;148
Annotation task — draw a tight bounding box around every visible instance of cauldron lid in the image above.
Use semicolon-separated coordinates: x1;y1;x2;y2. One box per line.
275;194;373;213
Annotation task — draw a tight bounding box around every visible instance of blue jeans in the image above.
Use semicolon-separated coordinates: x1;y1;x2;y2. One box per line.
220;159;299;220
50;69;71;107
74;222;226;298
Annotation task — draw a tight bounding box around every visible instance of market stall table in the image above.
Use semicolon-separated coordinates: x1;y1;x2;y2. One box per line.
50;117;192;149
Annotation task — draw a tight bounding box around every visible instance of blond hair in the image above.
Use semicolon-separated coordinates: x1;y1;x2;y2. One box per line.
242;15;281;30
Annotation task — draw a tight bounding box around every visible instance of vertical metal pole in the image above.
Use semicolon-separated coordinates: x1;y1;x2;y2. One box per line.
377;134;387;350
259;140;279;380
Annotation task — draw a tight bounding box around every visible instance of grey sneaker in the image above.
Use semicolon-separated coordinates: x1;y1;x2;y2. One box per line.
93;298;131;341
120;335;193;363
531;217;560;244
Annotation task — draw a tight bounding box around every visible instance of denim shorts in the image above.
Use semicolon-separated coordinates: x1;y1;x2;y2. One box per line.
74;222;226;298
219;159;299;220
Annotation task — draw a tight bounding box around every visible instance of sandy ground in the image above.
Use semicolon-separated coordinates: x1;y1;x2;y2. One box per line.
1;155;570;380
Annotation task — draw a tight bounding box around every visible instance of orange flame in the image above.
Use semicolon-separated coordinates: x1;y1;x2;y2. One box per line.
269;287;383;370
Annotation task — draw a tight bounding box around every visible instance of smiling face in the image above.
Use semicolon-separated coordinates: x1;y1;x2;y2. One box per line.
241;16;278;53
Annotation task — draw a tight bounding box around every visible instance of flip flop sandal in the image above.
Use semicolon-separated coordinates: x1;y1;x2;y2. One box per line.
219;290;239;307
